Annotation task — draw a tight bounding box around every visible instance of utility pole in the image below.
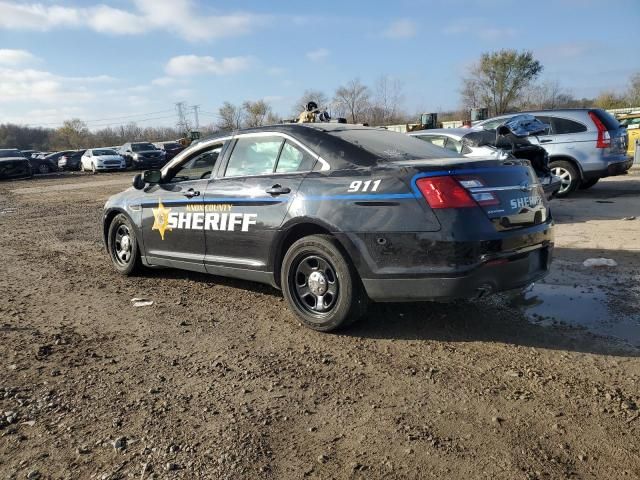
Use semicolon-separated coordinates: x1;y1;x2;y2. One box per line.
175;101;189;134
191;105;200;130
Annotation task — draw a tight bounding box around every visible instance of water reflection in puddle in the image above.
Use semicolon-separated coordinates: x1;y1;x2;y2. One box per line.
510;283;640;346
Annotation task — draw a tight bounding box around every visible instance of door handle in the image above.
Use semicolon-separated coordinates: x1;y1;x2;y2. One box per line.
265;184;291;195
183;188;200;198
540;139;553;143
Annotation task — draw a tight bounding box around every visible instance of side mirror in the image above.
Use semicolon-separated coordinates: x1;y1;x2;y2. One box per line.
132;173;145;190
143;169;162;184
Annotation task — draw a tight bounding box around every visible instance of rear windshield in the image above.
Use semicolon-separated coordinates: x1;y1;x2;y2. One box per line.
93;149;118;156
131;143;156;152
0;150;24;158
591;109;621;131
328;129;457;161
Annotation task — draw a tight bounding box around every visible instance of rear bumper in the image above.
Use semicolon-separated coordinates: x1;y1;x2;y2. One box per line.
584;157;633;180
362;244;552;302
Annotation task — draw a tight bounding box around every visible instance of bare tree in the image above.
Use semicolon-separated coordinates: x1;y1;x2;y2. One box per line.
333;78;371;124
292;89;329;116
369;75;405;125
243;100;272;128
53;119;91;149
217;102;244;131
626;72;640;107
461;49;543;115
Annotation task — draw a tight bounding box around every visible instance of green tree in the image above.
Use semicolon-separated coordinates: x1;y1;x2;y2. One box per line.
461;49;543;115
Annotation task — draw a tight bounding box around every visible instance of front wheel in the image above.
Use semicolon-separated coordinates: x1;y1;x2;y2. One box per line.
107;214;141;275
550;160;579;197
281;234;367;332
579;178;599;190
38;163;50;174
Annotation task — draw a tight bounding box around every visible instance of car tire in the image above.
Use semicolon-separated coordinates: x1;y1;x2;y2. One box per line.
550;160;579;197
281;234;367;332
38;164;50;174
579;178;599;190
107;213;141;275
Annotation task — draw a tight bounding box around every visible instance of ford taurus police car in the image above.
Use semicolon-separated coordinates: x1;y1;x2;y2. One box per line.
103;124;554;331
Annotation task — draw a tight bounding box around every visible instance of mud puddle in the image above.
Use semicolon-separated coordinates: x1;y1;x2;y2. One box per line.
512;283;640;346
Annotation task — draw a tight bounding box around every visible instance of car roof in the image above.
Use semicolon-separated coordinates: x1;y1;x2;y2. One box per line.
408;128;468;139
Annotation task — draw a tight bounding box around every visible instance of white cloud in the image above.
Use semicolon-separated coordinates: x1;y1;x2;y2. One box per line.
151;76;177;87
0;67;114;104
86;5;143;35
383;19;416;39
306;48;329;62
0;0;269;41
165;55;252;76
0;49;37;66
443;18;516;41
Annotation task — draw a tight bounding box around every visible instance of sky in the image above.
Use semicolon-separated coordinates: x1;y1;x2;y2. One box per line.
0;0;639;130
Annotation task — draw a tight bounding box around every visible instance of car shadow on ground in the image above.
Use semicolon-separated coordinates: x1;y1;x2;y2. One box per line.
137;265;638;358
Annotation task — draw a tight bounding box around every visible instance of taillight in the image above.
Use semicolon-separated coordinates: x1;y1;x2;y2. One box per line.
456;177;500;206
589;111;611;148
416;176;477;209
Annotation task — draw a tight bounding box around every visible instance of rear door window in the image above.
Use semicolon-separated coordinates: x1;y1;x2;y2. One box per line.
275;140;316;173
550;117;587;135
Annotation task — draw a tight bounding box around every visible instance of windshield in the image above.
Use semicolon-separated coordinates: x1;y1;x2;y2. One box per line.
163;142;181;149
131;143;156;152
94;149;118;156
329;129;457;161
0;149;24;158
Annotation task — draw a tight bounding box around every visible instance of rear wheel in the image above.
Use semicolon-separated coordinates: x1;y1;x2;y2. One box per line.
107;214;141;275
38;163;50;174
550;160;579;197
579;178;599;190
281;235;367;332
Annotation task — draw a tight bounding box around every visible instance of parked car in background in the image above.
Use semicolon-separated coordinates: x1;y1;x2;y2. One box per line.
0;149;32;180
119;142;166;169
409;127;561;199
58;150;86;171
153;141;184;161
475;109;631;196
27;152;59;174
20;150;37;159
80;148;126;173
618;113;640;158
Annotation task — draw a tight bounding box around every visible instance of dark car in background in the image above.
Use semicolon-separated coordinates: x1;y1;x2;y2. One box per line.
58;150;86;171
26;152;59;174
0;149;33;180
153;141;184;161
119;142;166;169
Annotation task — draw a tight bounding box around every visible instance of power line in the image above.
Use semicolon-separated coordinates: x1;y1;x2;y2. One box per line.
28;109;177;127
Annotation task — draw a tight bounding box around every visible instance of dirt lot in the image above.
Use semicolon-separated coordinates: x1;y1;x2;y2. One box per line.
1;170;639;479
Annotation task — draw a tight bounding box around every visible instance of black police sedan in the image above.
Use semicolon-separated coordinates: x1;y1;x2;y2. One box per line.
103;124;554;331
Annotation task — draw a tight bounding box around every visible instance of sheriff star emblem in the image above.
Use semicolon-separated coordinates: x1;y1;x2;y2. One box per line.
152;199;172;240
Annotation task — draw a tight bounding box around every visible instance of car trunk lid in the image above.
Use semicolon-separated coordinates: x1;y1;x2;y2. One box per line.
404;158;548;231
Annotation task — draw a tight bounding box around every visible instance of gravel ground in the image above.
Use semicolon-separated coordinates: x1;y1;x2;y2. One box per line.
1;170;639;479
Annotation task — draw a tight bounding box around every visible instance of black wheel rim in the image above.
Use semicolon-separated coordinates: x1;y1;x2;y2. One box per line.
112;223;132;266
39;164;48;174
289;254;339;318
